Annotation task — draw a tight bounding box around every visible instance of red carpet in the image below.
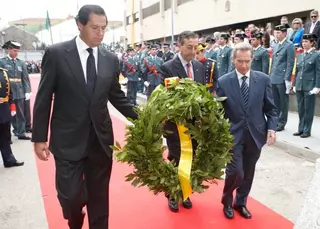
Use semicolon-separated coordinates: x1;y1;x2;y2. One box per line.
30;76;293;229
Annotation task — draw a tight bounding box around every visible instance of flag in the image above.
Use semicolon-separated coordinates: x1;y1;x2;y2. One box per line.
45;11;51;30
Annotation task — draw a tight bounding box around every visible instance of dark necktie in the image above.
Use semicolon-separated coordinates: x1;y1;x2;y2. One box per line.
241;75;249;109
86;48;97;97
241;75;249;130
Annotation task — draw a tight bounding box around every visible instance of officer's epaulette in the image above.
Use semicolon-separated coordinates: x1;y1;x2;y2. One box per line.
0;67;8;71
207;58;216;62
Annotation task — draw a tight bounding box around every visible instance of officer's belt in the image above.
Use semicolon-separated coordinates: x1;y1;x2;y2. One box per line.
9;78;22;82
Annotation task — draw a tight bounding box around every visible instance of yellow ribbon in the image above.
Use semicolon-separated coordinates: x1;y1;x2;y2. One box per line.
177;124;193;201
164;76;193;201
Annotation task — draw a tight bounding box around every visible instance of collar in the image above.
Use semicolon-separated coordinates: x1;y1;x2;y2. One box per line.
236;69;250;80
76;36;98;55
254;45;261;51
199;57;206;63
7;55;15;61
220;45;226;49
279;38;287;45
312;20;319;25
305;48;314;54
178;53;191;66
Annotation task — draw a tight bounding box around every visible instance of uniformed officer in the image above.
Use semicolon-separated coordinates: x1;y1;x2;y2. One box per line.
293;34;320;138
234;33;247;44
0;41;31;140
156;43;164;58
269;24;295;131
123;48;139;105
0;67;24;168
141;44;164;99
135;43;144;93
204;36;218;60
250;32;270;74
216;33;233;77
162;43;175;62
195;43;219;93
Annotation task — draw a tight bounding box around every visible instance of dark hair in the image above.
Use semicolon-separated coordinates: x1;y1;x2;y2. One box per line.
262;32;270;48
178;31;198;45
75;4;107;25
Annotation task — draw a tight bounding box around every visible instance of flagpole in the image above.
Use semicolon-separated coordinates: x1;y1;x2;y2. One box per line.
171;0;174;49
49;25;53;45
131;0;135;48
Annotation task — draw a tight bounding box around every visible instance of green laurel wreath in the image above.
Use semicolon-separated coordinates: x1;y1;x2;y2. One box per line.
113;79;233;203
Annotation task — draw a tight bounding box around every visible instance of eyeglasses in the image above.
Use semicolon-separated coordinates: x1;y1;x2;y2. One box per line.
311;15;318;18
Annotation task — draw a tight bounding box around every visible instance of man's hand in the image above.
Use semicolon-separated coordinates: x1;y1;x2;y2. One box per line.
33;142;51;161
25;93;31;100
267;131;276;146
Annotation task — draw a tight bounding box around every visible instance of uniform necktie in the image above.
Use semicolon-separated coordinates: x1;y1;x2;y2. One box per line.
86;48;97;97
186;63;192;79
241;75;249;130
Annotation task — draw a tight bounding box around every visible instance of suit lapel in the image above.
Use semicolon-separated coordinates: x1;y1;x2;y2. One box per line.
275;41;286;54
64;39;88;97
247;72;258;111
230;72;245;112
92;46;112;99
173;56;188;78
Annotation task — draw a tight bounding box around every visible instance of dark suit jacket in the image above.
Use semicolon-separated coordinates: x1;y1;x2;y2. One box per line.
304;21;320;49
216;70;277;150
159;55;205;85
31;38;137;161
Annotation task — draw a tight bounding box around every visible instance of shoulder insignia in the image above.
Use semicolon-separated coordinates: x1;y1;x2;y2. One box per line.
207;58;216;62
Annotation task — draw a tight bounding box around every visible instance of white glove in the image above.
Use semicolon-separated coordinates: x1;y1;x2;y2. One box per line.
144;81;150;87
293;87;296;93
285;80;291;94
309;88;320;95
11;111;16;116
25;93;31;100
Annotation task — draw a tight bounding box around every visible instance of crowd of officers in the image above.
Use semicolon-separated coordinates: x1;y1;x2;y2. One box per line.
122;23;320;138
0;40;33;168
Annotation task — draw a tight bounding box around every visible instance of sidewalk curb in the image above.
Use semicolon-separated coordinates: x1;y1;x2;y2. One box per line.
130;88;320;162
274;141;320;162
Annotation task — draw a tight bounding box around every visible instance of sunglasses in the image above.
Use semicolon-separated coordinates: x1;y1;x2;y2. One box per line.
311;15;318;18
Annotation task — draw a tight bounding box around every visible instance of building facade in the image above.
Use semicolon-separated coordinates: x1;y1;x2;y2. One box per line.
124;0;318;45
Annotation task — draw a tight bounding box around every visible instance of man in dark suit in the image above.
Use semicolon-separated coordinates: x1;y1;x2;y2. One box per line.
216;42;277;220
159;30;205;212
304;10;320;49
31;5;137;229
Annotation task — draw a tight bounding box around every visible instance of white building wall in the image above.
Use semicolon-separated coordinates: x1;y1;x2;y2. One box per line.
125;0;318;42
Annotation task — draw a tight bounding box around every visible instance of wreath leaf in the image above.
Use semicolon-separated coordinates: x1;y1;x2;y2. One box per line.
115;79;233;202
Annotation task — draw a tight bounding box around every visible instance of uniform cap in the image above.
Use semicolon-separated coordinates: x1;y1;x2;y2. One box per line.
274;24;290;31
2;40;21;49
302;33;318;40
196;43;208;52
220;33;230;39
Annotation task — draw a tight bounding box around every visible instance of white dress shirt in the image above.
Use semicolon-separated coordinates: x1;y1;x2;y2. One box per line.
75;36;98;82
310;20;318;33
178;53;194;80
236;69;250;87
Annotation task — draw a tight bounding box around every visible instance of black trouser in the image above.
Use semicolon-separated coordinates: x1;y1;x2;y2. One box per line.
0;122;16;165
296;91;316;134
12;98;26;137
222;130;261;207
24;99;32;131
271;83;289;128
55;127;113;229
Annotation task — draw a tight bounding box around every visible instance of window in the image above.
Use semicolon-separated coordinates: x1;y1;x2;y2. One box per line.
177;0;193;6
142;2;160;19
164;0;171;11
134;12;140;22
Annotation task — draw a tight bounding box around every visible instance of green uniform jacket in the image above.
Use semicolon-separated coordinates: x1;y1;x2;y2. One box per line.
123;56;139;81
251;46;270;74
294;50;320;91
0;57;31;100
141;55;164;85
216;46;232;78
